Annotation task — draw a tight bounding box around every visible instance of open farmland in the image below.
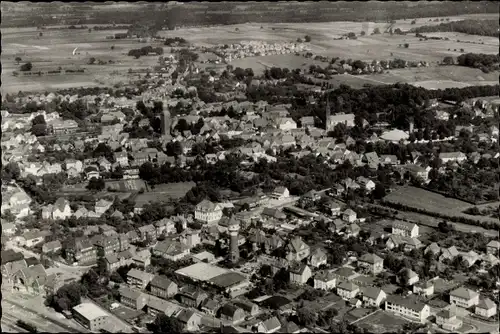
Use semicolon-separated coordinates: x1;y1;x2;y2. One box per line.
134;181;196;205
383;186;499;225
355;310;411;333
1;26;161;94
230;54;325;76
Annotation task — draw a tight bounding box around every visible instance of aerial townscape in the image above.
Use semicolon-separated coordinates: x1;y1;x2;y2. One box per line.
1;1;500;334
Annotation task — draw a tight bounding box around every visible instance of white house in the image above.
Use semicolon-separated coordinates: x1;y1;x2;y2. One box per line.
385;295;430;323
337;281;359;300
361;287;387;307
270;187;290;201
449;287;479;308
52;198;72;220
342;209;357;223
314;270;336;291
475;298;497;318
439;152;467;164
276;118;297;131
194;200;223;224
392;221;419;238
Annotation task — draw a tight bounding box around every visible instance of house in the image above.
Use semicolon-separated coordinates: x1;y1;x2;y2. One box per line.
363;152;380;169
180;230;202;249
177;286;208;308
403;238;423;252
262;207;287;220
153;240;190;261
309;248;328;268
436;306;462;331
22;230;46;248
201;298;220;316
12;264;47;295
337;281;360;300
127;268;154;290
176;309;202;332
66;238;97;265
84;166;100;180
150;275;178;299
392;221;419;238
97;157;112;172
439;152;467;164
357;177;376;192
288;263;312;285
475;298;497;318
342;209;357;223
42;240;62;254
92;235;120;256
52;197;72;220
137;224;157;242
300;190;321;206
425;242;441;256
413;281;435;297
194;199;223;224
486;240;500;255
285;237;310;262
95;199;113;216
2;222;16;236
401;164;429;182
257;316;282;333
276;118;297;131
327;113;355;130
345;223;361;238
271;187;290;201
132;249;151;268
361;287;386;307
462;250;479;267
119;286;149;310
385;295;430;323
314;270;337;290
439;246;459;262
72;303;109;332
65;159;83;173
380;155;399;166
105;252;132;272
357;253;384;275
449;287;479;308
233;299;259;316
398;269;419;286
220;304;246;324
146;295;181;318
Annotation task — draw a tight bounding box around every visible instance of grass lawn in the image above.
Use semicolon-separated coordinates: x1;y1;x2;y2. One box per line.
356;310;411;333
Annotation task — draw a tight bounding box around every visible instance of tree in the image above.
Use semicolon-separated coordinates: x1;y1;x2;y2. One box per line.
404;43;409;48
39;32;43;37
443;56;455;65
373;182;386;199
20;62;33;71
304;35;311;42
297;37;303;43
87;178;105;191
360;31;366;36
373;27;381;34
111;45;115;50
149;314;183;333
15;56;22;65
88;57;96;65
297;307;317;326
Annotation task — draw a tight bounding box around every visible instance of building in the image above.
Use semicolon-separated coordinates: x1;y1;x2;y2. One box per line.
486;240;500;255
176;309;202;332
153;240;190;261
289;263;312;285
475;298;497;318
413;281;434;297
42;240;62;254
178;285;208;308
326;113;355;130
392;221;419;238
146;296;180;318
285;237;310;262
439;152;467;164
342;209;357;223
385;295;430;323
52;197;72;220
220;303;246;324
309;248;328;268
119;286;149;310
436;306;462;331
66;239;97;265
256;316;282;334
270;187;290;201
337;281;360;300
150;275;178;299
276;118;297;131
92;235;120;256
314;270;337;291
194;199;223;224
398;269;419;286
72;303;109;331
132;249;151;268
12;264;47;295
22;230;46;248
233;299;259;317
137;224;157;242
401;164;429;182
449;287;479;308
357;253;384;275
228;218;241;264
361;287;386;307
127;268;154;290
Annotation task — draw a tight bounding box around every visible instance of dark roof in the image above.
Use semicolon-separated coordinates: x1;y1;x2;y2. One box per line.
220;303;242;318
150;275;176;290
1;250;24;265
208;272;247;288
260;295;292;310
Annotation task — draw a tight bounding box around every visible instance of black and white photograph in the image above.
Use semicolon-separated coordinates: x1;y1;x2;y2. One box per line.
1;1;499;333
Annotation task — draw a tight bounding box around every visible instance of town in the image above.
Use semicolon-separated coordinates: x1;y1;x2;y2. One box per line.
1;2;499;334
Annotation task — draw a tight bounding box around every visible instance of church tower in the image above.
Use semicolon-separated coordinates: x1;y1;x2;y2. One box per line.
161;106;171;136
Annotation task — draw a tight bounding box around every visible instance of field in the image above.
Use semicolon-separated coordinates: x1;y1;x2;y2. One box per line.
355;310;411;333
230;53;325;76
133;181;196;205
383;186;499;225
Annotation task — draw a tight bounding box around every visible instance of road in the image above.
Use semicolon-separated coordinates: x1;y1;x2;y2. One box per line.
462;315;499;334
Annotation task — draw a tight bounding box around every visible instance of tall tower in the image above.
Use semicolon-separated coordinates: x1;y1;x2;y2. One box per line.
325;98;331;130
228;217;240;264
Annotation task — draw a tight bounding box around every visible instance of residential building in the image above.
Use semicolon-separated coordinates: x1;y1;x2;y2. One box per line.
178;286;208;308
137;224;157;242
361;287;386;307
233;299;259;316
276;118;297;131
271;187;290;201
436;306;462;331
285;237;310;262
385;295;430;323
256;316;282;333
72;303;109;331
401;164;429;182
119;286;149;310
486;240;500;255
413;281;434;297
153;240;190;261
449;287;479;308
475;298;497;318
22;230;46;248
66;239;97;265
95;199;113;216
194;199;223;224
327;113;355;130
439;246;459;262
12;264;47;295
392;221;419;238
398;269;419;286
52;197;72;220
220;304;246;324
150;275;178;299
439;152;467;164
127;268;154;290
314;270;337;291
309;248;328;268
176;309;202;332
92;235;120;256
342;209;357;223
337;281;360;300
357;253;384;275
42;240;62;254
146;296;180;318
289;263;312;285
132;249;151;268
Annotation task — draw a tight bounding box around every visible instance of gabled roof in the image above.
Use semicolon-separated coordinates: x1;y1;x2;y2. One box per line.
477;298;496;310
337;281;359;291
362;286;385;300
53;197;69;211
288;237;308;253
392;220;417;232
359;253;383;264
220;303;242;318
261;316;281;332
450;287;479;300
150;275;177;290
487;240;500;248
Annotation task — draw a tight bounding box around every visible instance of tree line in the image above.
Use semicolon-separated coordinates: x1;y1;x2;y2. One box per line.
411;19;499;37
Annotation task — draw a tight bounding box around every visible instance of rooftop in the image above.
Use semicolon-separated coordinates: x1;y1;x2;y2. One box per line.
72;303;109;320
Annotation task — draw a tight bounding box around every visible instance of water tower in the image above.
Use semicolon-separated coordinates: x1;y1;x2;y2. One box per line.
228;217;240;264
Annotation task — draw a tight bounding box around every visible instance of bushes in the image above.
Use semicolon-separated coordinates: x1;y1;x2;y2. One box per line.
128;46;164;58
